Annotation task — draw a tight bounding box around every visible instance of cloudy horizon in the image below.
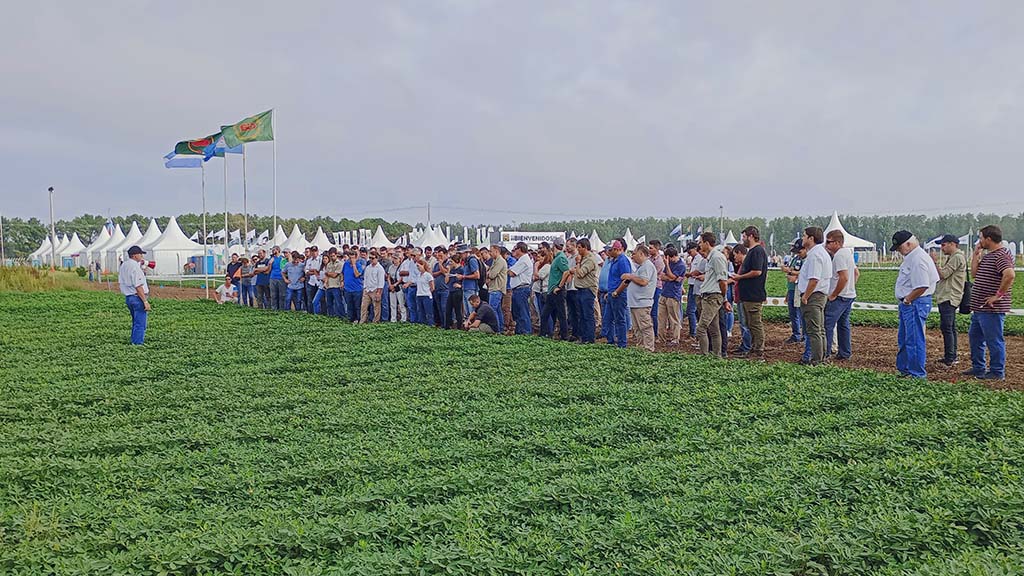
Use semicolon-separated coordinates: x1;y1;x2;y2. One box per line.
3;1;1023;226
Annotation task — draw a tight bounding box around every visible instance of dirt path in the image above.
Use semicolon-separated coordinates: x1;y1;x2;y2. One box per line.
80;280;1022;390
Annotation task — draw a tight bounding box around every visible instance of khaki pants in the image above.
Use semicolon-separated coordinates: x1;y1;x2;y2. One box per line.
501;291;513;333
630;307;655;351
697;292;724;356
742;301;765;354
360;290;382;323
802;292;827;363
657;296;682;343
470;323;494;334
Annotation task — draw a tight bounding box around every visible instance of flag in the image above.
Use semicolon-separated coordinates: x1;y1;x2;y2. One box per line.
165;156;203;168
230;230;241;242
221;109;274;147
246;229;256;241
189;232;199;241
211;144;245;157
174;133;221;156
669;223;682;237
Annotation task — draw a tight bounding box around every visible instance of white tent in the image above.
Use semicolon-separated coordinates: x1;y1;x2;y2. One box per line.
265;225;288;249
309;226;337;252
29;236;53;262
623;228;637;251
588;230;605;250
723;230;739;246
86;226;118;268
80;227;110;267
418;226;447;249
825;211;875;250
105;221;143;272
145;216;205;273
97;226;125;272
433;225;451;246
368;226;395;249
58;233;87;264
280;224;307;252
52;234;70;255
137;219;163;251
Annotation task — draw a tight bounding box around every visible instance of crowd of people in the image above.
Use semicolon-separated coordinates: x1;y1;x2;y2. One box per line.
181;224;1014;381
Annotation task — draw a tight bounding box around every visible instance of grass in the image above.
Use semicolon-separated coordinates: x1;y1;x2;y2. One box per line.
0;267;84;293
2;290;1024;574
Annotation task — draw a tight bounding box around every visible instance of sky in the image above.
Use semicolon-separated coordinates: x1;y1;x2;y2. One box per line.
3;1;1023;226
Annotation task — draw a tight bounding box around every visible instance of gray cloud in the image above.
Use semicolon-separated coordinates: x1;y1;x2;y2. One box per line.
3;1;1023;225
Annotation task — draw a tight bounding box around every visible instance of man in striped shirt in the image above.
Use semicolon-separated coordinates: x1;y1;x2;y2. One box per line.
964;225;1016;381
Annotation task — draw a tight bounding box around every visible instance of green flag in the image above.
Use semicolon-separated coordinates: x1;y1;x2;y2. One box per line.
221;110;274;147
174;133;221;156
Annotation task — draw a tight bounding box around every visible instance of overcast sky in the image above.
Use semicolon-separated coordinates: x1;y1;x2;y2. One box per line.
3;1;1023;225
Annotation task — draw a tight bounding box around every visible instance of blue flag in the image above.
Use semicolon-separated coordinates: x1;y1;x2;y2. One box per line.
165;156;203;168
669;223;682;237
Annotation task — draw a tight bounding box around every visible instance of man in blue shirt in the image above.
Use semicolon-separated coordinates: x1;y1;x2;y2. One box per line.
283;252;306;311
599;246;612;340
605;239;633;348
268;245;287;311
657;245;687;345
459;248;481;316
432;247;450;328
342;250;365;322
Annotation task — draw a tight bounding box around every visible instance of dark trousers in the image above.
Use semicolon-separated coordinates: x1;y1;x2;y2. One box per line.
938;301;958;363
599;290;610;339
446;288;465;329
270;279;287;310
416;295;434;325
566;290;580;339
607;292;629;348
256;284;270;309
685;284;699;337
650;287;661;336
344;291;362;322
540;290;567;339
512;286;532;335
325;287;342;317
786;288;803;340
405;287;418;323
433;291;449;327
304;281;316;312
577;288;596;343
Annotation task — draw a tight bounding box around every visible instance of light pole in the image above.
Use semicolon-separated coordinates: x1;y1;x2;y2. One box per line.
48;186;56;271
0;211;6;266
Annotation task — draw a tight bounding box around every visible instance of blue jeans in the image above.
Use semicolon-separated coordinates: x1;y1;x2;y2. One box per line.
599;291;610;339
489;291;505;332
650;287;661;337
685;284;699;337
240;284;255;307
270;278;287;310
344;291;362;322
541;290;567;339
897;296;932;378
286;288;304;311
381;289;391;322
577;288;596;343
325;287;342;317
786;288;803;340
312;287;325;314
970;312;1006;377
607;292;628;348
825;296;854;359
512;286;532;335
125;295;148;345
434;291;449;327
405;287;418;323
565;289;580;339
416;295;434;325
734;302;751;352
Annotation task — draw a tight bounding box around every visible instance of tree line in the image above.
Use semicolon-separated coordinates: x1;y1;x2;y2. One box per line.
5;211;1023;259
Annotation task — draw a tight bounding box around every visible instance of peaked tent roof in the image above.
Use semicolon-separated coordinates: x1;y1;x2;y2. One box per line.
29;236;53;259
269;225;288;247
102;225;126;255
825;211;876;250
52;234;70;255
83;227;110;252
148;217;205;251
87;225;122;261
309;226;336;251
58;233;87;256
589;230;605;250
137;219;163;250
281;224;308;252
369;225;395;249
108;222;143;255
723;230;739;246
623;228;637;251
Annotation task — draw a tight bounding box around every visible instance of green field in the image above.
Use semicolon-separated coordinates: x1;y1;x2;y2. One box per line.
2;291;1024;574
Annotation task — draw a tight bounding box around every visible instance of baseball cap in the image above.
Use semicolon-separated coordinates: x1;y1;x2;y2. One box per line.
553;237;565;248
127;245;145;256
457;243;470;253
891;230;912;250
938;234;960;245
790;239;803;254
272;245;281;251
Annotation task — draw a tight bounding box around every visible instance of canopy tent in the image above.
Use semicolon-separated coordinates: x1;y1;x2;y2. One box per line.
623;228;637;251
309;226;337;252
96;226;125;272
417;226;447;249
81;227;110;267
105;221;143;272
145;216;205;273
58;233;87;262
280;224;308;252
588;230;605;250
263;225;288;249
368;225;395;249
825;211;875;250
52;234;70;255
433;225;451;246
137;219;163;251
723;231;739;246
86;226;119;268
29;236;53;262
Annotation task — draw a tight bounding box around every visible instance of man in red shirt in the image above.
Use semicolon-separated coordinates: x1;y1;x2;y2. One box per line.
964;225;1016;381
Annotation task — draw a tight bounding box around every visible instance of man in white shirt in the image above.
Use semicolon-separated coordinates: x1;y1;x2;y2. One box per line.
623;244;658;351
797;227;833;365
824;230;859;361
892;230;940;378
507;242;534;335
399;248;420;323
304;246;322;314
360;252;387;323
215;277;237;304
685;242;704;341
118;245;151;345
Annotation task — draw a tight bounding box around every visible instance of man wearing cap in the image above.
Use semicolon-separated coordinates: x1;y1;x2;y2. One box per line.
541;237;571;339
268;245;288;310
605;238;633;347
507;242;534;336
781;240;805;344
798;227;832;365
118;246;151;345
342;250;365;322
485;244;508;332
573;238;599;343
965;225;1015;380
892;230;940;378
931;234;967;366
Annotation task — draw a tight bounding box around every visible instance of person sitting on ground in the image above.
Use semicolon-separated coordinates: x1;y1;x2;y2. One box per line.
215;276;237;305
466;293;500;333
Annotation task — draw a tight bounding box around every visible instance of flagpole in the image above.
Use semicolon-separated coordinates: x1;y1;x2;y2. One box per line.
224;152;229;270
242;148;249;253
272;108;277;235
201;163;209;300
